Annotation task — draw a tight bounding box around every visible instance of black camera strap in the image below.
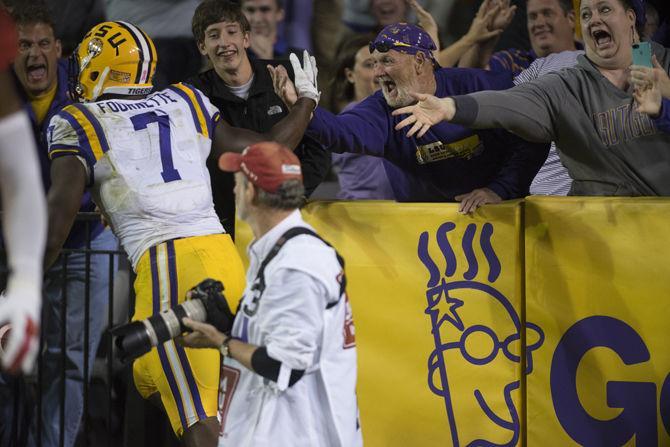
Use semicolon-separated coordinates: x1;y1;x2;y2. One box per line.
255;226;346;310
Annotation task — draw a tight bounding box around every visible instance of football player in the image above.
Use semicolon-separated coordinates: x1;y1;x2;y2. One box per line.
44;21;318;447
0;8;47;375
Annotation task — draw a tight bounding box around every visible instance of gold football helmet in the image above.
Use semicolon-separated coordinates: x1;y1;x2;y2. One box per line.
70;21;157;102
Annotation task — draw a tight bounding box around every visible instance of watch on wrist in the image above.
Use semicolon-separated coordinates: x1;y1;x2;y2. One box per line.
219;336;234;357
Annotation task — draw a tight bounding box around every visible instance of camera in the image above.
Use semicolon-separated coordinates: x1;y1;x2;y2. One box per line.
112;279;234;363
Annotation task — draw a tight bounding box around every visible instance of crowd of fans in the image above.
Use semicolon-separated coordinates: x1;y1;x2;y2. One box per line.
3;0;670;202
1;0;670;445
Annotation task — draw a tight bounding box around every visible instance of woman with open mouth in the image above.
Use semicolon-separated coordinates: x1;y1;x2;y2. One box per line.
393;0;670;197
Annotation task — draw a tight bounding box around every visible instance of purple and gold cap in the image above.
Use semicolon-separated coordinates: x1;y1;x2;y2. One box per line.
369;23;438;63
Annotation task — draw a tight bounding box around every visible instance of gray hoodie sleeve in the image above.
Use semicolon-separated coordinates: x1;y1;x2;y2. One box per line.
451;73;564;144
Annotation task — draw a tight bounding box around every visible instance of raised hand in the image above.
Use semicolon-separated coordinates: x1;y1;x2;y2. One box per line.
454;187;502;214
436;0;504;67
489;0;517;32
289;50;320;105
268;64;298;108
0;281;41;375
630;59;662;117
406;0;440;51
464;0;506;44
392;93;456;138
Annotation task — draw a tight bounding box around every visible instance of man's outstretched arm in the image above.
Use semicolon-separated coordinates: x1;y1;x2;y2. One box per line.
393;75;560;144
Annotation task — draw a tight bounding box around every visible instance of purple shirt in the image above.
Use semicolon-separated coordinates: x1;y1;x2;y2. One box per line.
306;67;548;202
489;48;537;77
332;102;395;200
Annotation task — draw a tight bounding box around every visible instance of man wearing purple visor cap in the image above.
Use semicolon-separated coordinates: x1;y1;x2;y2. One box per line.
369;22;439;61
367;23;440;107
276;23;548;212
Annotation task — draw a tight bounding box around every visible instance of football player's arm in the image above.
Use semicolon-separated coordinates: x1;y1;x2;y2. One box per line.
211;96;317;157
0;72;46;277
44;156;87;269
0;70;47;374
0;90;46;283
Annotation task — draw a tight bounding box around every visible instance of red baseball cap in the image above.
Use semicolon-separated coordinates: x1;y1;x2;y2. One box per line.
218;142;303;193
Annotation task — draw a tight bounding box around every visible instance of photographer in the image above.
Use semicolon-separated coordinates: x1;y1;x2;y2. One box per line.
179;142;362;447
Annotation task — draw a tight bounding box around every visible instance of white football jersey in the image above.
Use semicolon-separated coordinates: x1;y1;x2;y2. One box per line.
47;83;224;269
218;211;362;447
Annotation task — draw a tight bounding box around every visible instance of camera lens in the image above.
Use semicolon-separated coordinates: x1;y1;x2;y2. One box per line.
112;299;208;363
179;300;207;331
114;321;153;363
147;312;174;344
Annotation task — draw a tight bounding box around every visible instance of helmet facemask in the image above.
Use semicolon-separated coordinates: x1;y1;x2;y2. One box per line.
69;37;109;102
67;49;81;102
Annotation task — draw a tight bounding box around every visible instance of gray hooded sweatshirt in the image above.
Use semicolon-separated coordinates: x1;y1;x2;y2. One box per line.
452;42;670;196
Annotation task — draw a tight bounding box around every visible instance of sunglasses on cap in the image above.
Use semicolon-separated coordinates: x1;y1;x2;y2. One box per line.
369;40;415;54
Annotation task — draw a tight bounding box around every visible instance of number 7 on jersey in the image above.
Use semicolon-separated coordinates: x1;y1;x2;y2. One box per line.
131;111;182;183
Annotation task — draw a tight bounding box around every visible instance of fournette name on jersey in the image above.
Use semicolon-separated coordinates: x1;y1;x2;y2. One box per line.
95;91;178;114
47;82;220;171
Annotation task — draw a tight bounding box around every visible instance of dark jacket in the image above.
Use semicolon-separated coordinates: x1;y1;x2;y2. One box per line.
188;58;330;236
14;59;103;249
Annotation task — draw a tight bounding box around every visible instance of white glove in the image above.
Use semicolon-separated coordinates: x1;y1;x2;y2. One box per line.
0;277;41;375
289;50;320;105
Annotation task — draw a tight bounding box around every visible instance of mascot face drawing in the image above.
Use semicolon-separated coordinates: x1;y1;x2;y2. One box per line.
418;222;544;447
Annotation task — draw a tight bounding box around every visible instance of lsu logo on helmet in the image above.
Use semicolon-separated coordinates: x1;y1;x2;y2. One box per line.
70;21;157;102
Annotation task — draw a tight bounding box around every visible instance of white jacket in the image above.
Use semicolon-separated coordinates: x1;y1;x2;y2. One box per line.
218;210;362;447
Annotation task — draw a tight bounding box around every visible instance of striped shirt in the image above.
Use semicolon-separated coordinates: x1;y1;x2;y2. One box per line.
490;48;536;77
514;50;584;196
